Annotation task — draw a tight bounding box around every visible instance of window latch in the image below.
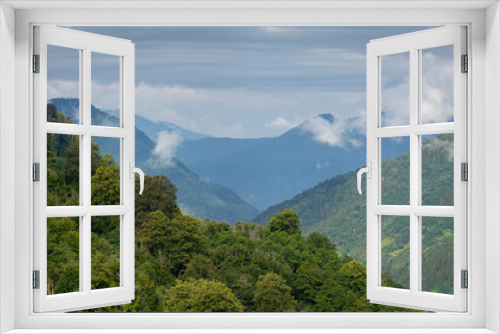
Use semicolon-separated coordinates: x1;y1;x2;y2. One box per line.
129;161;145;195
357;162;372;195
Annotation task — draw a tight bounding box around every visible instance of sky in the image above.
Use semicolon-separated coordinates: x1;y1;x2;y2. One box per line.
47;26;451;139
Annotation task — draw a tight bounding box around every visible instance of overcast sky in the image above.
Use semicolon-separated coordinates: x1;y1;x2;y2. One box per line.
48;26;437;138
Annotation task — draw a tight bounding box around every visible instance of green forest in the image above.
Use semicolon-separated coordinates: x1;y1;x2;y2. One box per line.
46;103;452;312
256;133;455;294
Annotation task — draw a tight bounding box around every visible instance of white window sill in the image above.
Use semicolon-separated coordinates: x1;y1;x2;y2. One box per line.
4;329;498;334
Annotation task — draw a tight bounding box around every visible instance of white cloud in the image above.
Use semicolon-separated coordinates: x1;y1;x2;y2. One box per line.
152;131;182;165
91;81;121;110
381;80;410;127
302;115;346;147
266;116;303;131
423;136;454;162
315;161;330;169
301;113;366;147
380;49;453;126
421;51;454;123
47;80;79;100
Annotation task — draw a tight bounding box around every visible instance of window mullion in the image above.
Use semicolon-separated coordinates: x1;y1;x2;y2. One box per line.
82;48;92;294
409;47;420;294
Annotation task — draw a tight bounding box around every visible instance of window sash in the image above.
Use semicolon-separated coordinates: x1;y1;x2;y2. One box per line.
32;25;136;313
366;26;468;312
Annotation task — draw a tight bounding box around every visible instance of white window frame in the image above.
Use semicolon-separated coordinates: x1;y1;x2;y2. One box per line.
1;1;499;333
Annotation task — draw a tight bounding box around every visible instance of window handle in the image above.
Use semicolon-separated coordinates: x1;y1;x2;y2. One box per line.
129;162;145;195
357;162;371;195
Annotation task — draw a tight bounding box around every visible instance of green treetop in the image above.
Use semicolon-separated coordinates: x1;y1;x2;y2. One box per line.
164;278;245;312
253;272;297;312
267;209;301;235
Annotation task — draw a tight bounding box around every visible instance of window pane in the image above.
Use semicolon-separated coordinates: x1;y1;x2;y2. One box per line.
91;216;121;290
381;52;410;127
91;137;120;206
421;217;453;294
91;52;121;127
421;45;454;124
47;134;80;206
47;217;80;295
47;45;80;124
381;215;410;290
421;134;454;206
381;137;410;205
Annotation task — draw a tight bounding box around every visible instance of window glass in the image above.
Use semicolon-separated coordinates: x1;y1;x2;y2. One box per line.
381;215;410;290
421;45;454;124
92;216;121;290
422;134;454;206
381;52;410;127
47;217;80;294
421;217;453;294
381;137;410;205
91;137;120;206
91;52;121;127
47;45;80;124
47;134;80;206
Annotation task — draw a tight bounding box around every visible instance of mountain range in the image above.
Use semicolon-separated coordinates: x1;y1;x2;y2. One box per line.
49;98;259;222
176;114;409;210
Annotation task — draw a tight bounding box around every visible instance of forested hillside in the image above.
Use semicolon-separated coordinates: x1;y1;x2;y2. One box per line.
256;134;455;293
46;105;416;312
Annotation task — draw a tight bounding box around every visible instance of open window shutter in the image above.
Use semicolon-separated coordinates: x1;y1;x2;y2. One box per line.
33;26;136;312
363;26;467;312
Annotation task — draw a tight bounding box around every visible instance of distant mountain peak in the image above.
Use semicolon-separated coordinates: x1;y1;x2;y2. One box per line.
316;113;335;123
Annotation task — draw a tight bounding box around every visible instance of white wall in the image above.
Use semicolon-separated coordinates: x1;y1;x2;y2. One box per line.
0;2;16;333
486;2;500;332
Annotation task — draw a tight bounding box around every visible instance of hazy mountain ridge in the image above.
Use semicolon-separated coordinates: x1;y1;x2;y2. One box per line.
176;114;409;210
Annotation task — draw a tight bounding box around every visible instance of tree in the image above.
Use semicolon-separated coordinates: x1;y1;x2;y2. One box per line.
183;254;214;280
267;209;301;235
47;217;80;295
294;261;323;305
164;279;244;312
135;175;181;225
314;260;372;312
253;272;296;312
91;165;120;205
138;211;208;276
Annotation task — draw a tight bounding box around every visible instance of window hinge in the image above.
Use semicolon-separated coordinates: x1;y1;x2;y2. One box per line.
461;54;468;73
461;162;468;182
33;270;40;289
461;270;468;289
33;163;40;182
33;54;40;73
